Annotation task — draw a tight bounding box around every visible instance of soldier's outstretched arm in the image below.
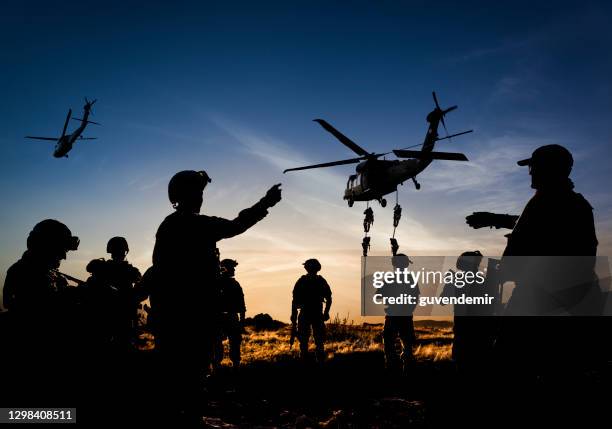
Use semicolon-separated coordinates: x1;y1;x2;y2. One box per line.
212;184;282;241
466;212;519;230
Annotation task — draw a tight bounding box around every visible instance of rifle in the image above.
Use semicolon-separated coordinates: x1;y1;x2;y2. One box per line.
53;270;85;286
289;322;297;349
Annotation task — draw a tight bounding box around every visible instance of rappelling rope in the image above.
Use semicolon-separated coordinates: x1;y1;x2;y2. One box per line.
391;190;401;255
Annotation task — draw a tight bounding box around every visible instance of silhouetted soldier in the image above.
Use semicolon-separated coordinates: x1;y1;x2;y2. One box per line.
290;259;332;363
381;254;420;371
151;170;281;416
440;251;495;370
466;144;601;375
214;258;246;368
83;258;115;349
105;236;142;351
3;219;80;400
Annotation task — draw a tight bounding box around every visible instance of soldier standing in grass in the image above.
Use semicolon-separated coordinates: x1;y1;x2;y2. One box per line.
381;253;420;372
215;258;246;368
290;258;332;363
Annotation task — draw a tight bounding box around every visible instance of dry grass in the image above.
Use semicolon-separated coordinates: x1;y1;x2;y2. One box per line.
213;314;453;366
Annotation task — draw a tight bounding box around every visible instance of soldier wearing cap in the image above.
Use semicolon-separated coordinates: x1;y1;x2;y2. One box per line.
290;258;332;363
151;170;281;412
214;258;246;367
466;144;601;375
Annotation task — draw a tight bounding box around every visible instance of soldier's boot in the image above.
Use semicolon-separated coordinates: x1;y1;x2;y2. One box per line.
315;345;326;364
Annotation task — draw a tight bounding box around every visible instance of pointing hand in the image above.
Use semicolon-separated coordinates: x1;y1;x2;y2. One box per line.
263;183;282;207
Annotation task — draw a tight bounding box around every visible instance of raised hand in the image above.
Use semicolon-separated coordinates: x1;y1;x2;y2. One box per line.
262;183;282;207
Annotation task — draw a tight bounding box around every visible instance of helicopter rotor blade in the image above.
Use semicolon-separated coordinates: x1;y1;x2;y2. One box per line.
61;109;72;138
440;115;449;135
436;129;473;141
432;91;441;110
393;150;468;161
313;119;369;157
72;117;101;125
284;156;367;173
25;136;59;141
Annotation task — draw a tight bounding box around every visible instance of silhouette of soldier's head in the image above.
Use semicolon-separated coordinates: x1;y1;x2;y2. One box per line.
107;236;129;262
391;253;412;269
303;258;322;274
456;250;483;272
86;258;107;277
167;170;212;213
517;144;573;190
220;259;238;277
26;219;79;269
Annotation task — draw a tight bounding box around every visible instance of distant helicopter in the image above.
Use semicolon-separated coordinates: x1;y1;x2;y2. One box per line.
284;92;472;207
26;98;99;158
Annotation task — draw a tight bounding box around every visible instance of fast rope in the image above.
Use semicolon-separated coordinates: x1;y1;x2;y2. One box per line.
361;203;372;315
390;190;402;256
362;201;373;257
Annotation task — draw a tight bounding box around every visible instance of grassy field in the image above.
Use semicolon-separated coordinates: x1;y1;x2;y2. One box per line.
215;315;453;365
128;316;611;427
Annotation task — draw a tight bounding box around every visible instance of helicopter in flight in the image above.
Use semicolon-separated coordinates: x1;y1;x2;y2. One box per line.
26;98;99;158
284;92;472;207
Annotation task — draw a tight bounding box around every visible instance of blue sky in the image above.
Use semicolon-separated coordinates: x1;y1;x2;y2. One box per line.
1;1;611;319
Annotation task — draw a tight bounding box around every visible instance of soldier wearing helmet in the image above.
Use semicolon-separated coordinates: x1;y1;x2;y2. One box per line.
381;254;420;372
151;170;281;406
290;258;332;363
213;258;246;368
105;237;142;350
3;220;81;398
465;144;601;376
4;219;79;314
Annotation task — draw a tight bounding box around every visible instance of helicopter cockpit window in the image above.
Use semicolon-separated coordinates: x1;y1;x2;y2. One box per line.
347;174;357;189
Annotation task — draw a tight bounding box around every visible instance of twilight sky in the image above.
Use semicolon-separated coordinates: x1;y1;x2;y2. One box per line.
1;0;611;320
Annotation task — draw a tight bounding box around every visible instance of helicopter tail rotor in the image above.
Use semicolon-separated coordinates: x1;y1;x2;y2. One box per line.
84;97;97;115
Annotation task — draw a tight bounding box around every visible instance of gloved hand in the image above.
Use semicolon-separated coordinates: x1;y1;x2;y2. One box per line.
323;311;330;321
261;184;282;208
466;212;504;229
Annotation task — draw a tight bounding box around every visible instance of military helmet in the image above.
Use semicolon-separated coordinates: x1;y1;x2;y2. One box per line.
107;236;129;254
456;250;483;272
168;170;212;205
86;258;107;274
517;144;573;176
220;259;238;269
27;219;79;252
303;258;322;272
392;253;412;269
